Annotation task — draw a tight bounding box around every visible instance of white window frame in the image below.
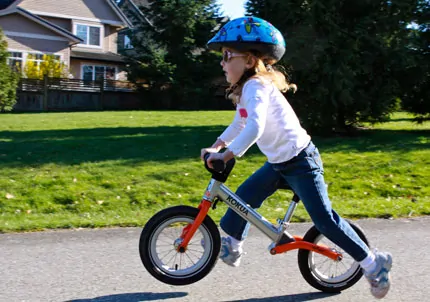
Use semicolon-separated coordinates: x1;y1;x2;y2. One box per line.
80;64;118;81
26;52;62;68
7;49;64;72
7;51;24;71
26;53;45;68
73;22;104;49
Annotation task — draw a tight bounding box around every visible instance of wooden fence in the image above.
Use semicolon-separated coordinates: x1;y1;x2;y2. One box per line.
14;77;142;112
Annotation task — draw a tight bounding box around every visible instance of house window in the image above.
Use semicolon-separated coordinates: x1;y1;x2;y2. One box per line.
124;35;133;49
7;52;23;72
83;65;116;81
26;53;44;67
7;52;61;72
75;24;102;47
83;65;93;81
27;53;61;67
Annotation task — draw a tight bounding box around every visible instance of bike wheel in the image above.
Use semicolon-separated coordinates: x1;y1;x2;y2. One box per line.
297;221;369;293
139;205;221;285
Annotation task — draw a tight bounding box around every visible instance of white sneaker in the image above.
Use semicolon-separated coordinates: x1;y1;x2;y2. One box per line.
219;237;243;267
364;249;393;299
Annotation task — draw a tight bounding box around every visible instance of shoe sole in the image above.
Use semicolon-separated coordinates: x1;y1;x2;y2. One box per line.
371;254;393;299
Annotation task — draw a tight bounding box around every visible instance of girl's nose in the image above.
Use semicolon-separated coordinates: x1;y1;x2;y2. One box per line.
220;60;225;67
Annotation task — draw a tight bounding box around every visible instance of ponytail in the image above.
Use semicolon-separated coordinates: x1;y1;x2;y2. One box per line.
226;54;297;105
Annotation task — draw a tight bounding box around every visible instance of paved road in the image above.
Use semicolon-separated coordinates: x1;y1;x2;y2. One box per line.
1;216;429;302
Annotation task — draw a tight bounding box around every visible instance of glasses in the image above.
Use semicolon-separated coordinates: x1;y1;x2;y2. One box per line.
222;50;247;63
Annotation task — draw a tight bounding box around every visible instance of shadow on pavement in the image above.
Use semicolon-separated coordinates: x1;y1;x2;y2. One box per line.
227;292;340;302
64;291;188;301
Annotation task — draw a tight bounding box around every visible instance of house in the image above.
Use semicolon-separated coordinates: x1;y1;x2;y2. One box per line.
0;0;132;81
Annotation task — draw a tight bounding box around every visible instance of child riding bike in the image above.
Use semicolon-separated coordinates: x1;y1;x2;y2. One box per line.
202;16;392;299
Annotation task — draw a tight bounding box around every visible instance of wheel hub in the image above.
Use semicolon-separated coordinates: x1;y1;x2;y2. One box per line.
174;238;186;253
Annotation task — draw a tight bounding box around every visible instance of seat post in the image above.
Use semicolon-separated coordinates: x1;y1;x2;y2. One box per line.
281;194;299;225
274;193;301;245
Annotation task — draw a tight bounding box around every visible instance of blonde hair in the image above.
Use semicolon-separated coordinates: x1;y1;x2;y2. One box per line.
226;53;297;105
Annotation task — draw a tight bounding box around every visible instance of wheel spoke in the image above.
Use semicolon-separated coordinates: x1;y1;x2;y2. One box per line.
332;262;338;278
165;231;179;242
321;262;331;277
186;248;201;260
165;251;178;268
339;259;350;270
314;255;332;267
157;238;175;245
187;248;204;254
156;243;174;247
158;248;175;260
184;251;197;266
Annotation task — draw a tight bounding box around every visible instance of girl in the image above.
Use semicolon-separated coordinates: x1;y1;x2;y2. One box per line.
201;17;392;299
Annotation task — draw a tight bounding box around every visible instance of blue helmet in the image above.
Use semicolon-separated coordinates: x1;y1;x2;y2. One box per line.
207;16;286;62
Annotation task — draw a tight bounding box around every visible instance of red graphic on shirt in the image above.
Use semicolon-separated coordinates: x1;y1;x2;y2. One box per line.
239;108;248;118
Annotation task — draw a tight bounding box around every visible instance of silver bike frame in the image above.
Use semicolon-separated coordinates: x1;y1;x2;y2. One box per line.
203;178;297;242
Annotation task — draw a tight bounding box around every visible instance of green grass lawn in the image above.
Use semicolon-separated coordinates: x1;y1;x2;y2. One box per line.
0;111;429;232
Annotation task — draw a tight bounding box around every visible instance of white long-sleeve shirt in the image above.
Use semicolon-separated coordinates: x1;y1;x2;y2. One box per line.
219;78;311;164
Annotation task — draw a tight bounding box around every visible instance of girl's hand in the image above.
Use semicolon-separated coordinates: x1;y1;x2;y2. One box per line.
200;148;219;160
206;152;225;169
206;150;235;169
200;138;227;160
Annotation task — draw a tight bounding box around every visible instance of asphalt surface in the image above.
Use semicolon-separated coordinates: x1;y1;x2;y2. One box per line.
1;216;429;302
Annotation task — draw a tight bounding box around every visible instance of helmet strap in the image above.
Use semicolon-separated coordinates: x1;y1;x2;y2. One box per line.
225;68;256;101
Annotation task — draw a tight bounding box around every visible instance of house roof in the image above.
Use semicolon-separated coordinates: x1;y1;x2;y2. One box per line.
2;0;133;28
128;0;149;6
0;0;15;10
106;0;133;28
70;50;125;63
118;0;154;29
0;6;83;44
118;0;149;8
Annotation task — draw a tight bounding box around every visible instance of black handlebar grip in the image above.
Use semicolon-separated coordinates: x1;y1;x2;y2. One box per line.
203;153;226;173
212;159;226;173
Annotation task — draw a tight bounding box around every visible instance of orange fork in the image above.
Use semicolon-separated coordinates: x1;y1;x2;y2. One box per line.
178;200;212;251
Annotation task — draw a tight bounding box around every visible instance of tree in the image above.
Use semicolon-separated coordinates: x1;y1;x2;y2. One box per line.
246;0;424;133
23;54;69;79
0;27;19;112
399;0;430;119
123;0;225;109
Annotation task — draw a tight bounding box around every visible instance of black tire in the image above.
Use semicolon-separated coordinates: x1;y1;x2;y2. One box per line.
297;221;369;293
139;205;221;285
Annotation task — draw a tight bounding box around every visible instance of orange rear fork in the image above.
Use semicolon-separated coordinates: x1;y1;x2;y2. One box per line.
271;236;343;261
178;200;212;251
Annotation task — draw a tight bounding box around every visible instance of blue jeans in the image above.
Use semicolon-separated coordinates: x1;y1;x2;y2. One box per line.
220;142;370;261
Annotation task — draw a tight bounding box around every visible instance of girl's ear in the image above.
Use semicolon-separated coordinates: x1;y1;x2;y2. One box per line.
245;55;257;69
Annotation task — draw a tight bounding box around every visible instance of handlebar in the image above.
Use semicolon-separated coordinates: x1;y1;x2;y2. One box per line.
203;153;226;173
203;153;236;183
